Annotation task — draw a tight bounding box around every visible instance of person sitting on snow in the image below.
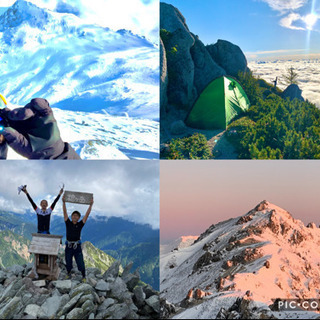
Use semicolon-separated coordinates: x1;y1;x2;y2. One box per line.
0;97;80;159
22;186;63;234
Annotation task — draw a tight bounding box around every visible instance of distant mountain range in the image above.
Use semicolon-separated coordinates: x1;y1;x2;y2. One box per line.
0;211;159;290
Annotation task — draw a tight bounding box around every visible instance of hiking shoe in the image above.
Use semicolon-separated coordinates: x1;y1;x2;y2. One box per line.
65;274;71;280
81;278;86;283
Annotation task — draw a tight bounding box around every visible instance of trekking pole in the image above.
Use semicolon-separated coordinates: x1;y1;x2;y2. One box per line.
0;94;8;133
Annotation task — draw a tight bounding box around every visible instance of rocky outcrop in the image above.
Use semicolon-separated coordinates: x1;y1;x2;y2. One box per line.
190;35;225;94
160;2;248;121
282;84;304;101
206;40;248;77
160;38;168;114
216;297;278;319
0;260;159;319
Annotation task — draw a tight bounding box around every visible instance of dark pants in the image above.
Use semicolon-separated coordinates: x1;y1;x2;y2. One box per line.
65;245;85;277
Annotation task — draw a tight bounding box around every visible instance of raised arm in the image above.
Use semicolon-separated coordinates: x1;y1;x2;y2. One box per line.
82;198;94;224
22;187;37;211
50;188;63;210
62;195;68;221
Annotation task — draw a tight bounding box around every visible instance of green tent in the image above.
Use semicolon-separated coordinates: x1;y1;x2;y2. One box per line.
185;76;250;130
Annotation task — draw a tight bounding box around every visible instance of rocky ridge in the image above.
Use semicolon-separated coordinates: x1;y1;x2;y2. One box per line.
160;200;320;318
0;258;159;319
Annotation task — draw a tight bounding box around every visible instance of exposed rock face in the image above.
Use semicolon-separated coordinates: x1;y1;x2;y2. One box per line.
216;297;278;319
0;259;159;319
282;84;304;101
160;38;168;114
206;40;248;77
190;35;225;94
160;2;248;121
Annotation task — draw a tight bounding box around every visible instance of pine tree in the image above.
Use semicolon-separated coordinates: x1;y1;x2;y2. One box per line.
283;66;298;85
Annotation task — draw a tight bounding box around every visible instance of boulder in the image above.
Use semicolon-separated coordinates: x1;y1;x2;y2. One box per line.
66;308;84;319
282;84;304;101
160;2;197;110
57;293;83;317
38;295;63;319
24;304;40;318
95;279;110;292
206;39;248;77
133;286;146;308
69;283;94;299
53;280;72;294
6;265;25;276
145;295;160;313
102;261;121;280
0;296;21;319
191;35;225;93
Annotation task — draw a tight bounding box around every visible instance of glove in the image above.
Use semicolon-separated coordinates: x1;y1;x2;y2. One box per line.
0;109;9;128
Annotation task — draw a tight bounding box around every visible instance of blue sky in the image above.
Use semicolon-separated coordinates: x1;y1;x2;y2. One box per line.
163;0;320;58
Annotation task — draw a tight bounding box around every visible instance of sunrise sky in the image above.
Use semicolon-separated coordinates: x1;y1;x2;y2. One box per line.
161;160;320;243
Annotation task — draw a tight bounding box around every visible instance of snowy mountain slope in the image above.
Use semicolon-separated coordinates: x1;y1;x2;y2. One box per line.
160;201;320;318
160;236;198;256
6;107;159;160
0;0;159;159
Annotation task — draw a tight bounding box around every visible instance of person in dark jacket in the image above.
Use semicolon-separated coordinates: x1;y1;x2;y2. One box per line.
0;98;80;159
22;186;63;234
62;195;94;282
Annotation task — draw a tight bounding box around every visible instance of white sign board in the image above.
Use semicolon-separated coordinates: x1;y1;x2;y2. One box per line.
64;191;93;205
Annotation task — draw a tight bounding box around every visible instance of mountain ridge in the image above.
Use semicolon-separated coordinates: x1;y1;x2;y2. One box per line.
160;200;320;318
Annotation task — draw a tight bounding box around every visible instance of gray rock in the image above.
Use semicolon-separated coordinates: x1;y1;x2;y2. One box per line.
53;280;72;294
97;303;131;319
69;283;93;299
66;308;84;319
145;295;160;313
6;265;25;276
78;294;94;306
160;3;197;110
87;277;97;288
102;261;121;280
95;279;109;292
86;268;101;276
33;280;46;288
133;286;146;308
24;304;40;318
191;35;225;94
1;278;23;301
57;293;83;317
110;277;132;302
143;285;157;299
160;38;168;115
0;296;21;319
0;271;6;284
38;295;63;319
282;84;304;101
170;120;188;135
82;300;95;317
98;298;115;311
206;39;248;77
89;313;95;319
121;262;133;279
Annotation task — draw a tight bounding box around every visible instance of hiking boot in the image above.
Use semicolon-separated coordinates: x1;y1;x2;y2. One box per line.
65;273;71;280
81;278;86;283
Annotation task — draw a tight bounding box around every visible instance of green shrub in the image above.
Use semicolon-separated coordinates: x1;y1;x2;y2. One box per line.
165;133;212;159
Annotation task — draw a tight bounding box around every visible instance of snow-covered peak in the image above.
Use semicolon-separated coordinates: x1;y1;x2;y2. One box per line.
0;0;51;30
161;201;320;318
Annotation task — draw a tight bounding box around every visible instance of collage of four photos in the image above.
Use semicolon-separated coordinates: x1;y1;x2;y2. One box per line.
0;0;320;319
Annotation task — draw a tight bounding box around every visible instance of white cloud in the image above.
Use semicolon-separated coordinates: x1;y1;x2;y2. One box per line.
280;12;306;30
0;161;159;229
260;0;308;13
